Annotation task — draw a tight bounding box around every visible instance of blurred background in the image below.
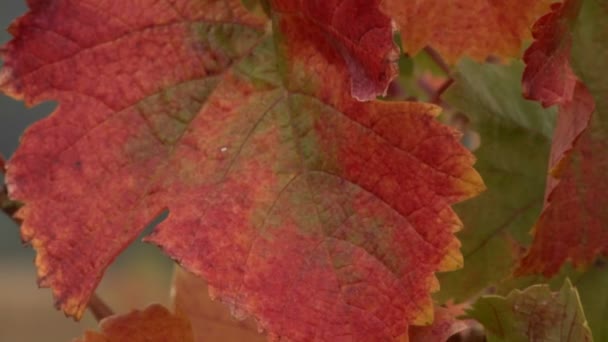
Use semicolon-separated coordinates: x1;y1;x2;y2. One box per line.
1;2;174;340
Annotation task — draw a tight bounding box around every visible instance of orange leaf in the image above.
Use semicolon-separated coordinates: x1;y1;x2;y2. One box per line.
382;0;552;64
75;304;194;342
171;267;265;342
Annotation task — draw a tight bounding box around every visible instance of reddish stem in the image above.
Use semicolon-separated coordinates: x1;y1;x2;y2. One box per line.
0;186;20;222
417;46;454;105
432;78;455;104
417;78;454;105
88;293;114;322
423;46;451;75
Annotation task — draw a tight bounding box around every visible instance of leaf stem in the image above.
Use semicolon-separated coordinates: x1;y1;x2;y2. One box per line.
417;47;454;104
0;187;21;225
417;78;454;105
88;293;114;322
0;156;23;223
423;46;451;75
433;79;455;104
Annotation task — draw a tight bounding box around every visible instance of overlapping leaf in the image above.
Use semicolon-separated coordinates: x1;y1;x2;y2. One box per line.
437;60;555;301
469;280;593;342
496;264;608;341
520;0;590;175
172;267;265;341
74;304;194;342
522;1;581;108
269;0;398;101
442;57;607;341
571;262;608;341
518;0;608;276
0;0;483;340
494;260;608;341
381;0;552;63
409;302;476;342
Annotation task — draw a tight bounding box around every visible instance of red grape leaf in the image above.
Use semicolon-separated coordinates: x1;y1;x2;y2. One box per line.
518;85;598;276
1;0;484;340
1;0;267;317
521;0;589;175
517;0;608;276
269;0;399;101
74;304;194;342
522;1;581;108
409;302;476;342
171;267;265;341
381;0;552;64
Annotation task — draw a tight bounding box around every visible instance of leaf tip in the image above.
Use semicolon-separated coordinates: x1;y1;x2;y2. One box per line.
411;300;435;327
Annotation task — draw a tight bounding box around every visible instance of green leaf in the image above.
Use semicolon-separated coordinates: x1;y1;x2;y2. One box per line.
470;280;593;342
571;0;608;115
499;262;608;341
573;263;608;342
437;60;556;302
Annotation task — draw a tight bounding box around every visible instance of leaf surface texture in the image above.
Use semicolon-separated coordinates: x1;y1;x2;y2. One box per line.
0;1;483;340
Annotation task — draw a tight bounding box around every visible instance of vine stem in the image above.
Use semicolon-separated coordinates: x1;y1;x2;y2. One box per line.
417;78;454;105
0;157;20;222
423;46;451;75
432;78;455;104
88;293;114;322
419;46;454;105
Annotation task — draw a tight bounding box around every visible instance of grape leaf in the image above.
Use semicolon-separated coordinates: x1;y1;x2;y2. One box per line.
520;263;608;342
409;302;476;342
518;0;608;276
518;85;598;275
171;267;265;341
437;60;555;301
74;304;194;342
381;0;552;64
0;0;484;340
522;1;581;108
494;259;608;341
469;280;593;342
571;262;608;341
269;0;399;101
520;0;590;177
1;0;267;316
